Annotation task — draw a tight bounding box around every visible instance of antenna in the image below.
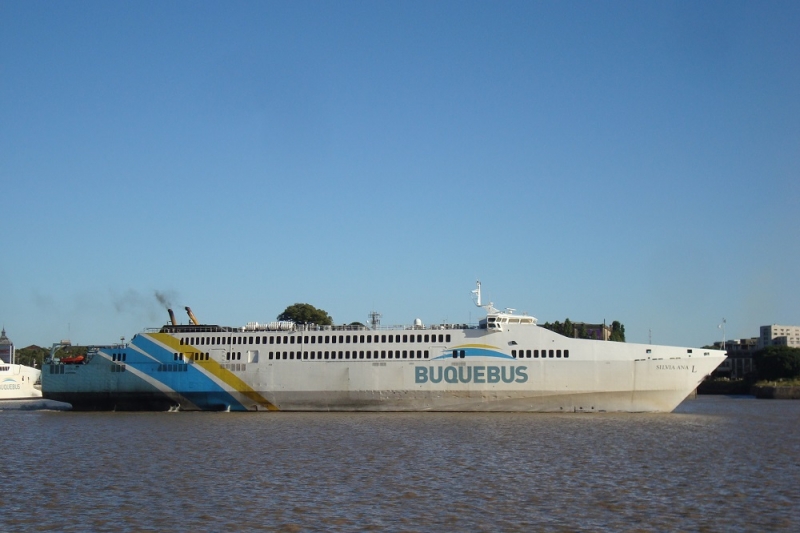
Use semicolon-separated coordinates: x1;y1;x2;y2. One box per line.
472;281;482;307
368;311;382;330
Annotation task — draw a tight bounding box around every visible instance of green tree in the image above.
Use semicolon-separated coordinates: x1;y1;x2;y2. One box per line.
609;321;626;342
277;303;333;325
753;346;800;381
15;345;49;367
563;318;574;338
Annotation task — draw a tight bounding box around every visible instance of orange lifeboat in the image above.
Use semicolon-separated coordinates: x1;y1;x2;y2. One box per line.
61;355;85;364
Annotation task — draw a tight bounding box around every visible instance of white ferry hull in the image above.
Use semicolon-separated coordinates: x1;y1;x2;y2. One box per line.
42;324;726;413
0;364;42;401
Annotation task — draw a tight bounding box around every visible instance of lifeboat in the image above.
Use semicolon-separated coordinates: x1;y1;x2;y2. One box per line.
61;355;85;364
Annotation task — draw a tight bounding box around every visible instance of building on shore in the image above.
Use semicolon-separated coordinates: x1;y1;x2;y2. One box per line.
569;322;612;340
712;324;800;380
0;327;13;364
758;325;800;349
712;338;758;379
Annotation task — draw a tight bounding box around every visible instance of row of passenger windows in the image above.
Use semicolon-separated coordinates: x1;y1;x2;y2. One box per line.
511;349;569;359
111;353;127;362
180;333;451;346
157;364;187;372
110;365;126;372
268;350;430;360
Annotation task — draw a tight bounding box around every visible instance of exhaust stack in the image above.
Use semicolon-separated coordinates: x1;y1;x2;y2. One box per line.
168;308;178;326
185;306;200;326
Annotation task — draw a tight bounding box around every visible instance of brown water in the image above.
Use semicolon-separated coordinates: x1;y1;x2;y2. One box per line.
2;396;798;532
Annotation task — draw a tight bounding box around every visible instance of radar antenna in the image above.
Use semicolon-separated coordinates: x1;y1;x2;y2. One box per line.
368;310;382;330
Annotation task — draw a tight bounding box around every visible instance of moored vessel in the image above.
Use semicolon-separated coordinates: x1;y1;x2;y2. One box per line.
42;283;727;412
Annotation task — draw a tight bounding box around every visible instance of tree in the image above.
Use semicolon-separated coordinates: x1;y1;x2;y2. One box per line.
753;346;800;381
277;303;333;325
15;345;49;367
609;321;626;342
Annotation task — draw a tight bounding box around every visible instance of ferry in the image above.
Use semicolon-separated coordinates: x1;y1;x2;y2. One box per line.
0;362;42;401
41;283;726;412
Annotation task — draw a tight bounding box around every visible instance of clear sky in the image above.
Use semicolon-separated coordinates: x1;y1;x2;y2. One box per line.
1;1;798;350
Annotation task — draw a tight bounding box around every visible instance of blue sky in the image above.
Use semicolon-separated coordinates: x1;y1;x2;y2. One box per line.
1;1;798;349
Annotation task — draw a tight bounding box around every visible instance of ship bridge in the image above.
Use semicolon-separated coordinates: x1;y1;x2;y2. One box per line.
473;281;537;332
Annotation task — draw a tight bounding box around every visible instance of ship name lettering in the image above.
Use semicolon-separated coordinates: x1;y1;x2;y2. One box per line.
415;366;528;384
655;364;689;370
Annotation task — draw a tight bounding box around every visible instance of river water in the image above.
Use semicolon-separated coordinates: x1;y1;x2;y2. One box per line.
2;396;798;532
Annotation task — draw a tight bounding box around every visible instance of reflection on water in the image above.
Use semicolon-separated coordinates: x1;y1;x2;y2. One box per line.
3;396;798;532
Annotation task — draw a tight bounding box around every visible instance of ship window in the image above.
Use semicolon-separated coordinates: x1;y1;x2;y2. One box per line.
687;349;693;354
402;335;407;342
387;351;393;359
325;336;330;343
424;334;429;342
367;335;372;343
324;351;329;359
446;335;451;342
290;337;295;344
360;335;365;343
452;351;458;358
179;338;184;345
526;350;531;358
276;337;281;344
269;352;273;360
247;337;251;344
534;350;539;358
311;336;316;344
360;351;365;359
424;350;429;358
289;352;294;360
238;352;242;360
549;350;554;358
339;336;344;343
304;352;308;360
381;350;386;359
332;336;337;344
409;335;414;343
346;335;351;343
564;350;569;358
437;335;443;343
367;351;372;359
255;337;260;344
338;351;343;359
417;335;422;342
557;350;562;358
304;336;309;343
